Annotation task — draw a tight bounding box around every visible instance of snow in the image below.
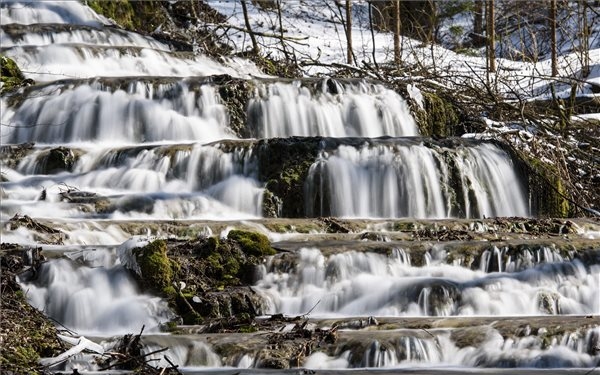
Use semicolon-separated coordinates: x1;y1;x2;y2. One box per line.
407;84;424;110
205;0;600;105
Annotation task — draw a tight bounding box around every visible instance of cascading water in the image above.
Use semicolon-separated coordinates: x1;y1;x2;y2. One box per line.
247;79;419;138
0;1;106;26
255;247;599;317
1;24;171;50
2;143;262;220
304;141;529;219
1;79;231;144
302;328;600;369
19;245;172;335
3;0;599;373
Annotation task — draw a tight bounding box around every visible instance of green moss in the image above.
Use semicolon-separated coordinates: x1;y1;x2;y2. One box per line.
182;310;204;325
252;55;299;78
227;230;276;256
134;239;174;293
1;258;61;374
525;157;570;218
239;324;258;333
86;0;166;34
416;91;461;137
206;235;220;251
1;55;29;94
162;321;180;333
196;236;246;285
87;0;136;29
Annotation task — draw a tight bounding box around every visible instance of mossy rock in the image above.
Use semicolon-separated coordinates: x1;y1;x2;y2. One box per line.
257;138;321;217
87;0;136;29
217;78;254;138
40;147;79;174
521;155;570;218
227;230;275;256
133;239;175;295
251;54;300;79
262;189;282;218
415;91;461;137
1;55;33;94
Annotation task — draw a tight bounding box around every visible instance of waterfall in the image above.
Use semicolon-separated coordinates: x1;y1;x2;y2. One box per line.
19;248;172;335
1;24;170;50
305;141;529;219
255;248;599;317
247;79;418;138
4;1;598;372
302;329;600;369
0;1;106;26
3;143;263;220
2;79;231;144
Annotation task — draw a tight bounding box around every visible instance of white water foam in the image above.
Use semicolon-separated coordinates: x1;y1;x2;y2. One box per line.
2;81;231;144
20;247;172;335
248;79;418;137
256;247;599;317
1;1;106;26
305;142;529;219
1;24;169;50
2;143;263;220
303;327;600;369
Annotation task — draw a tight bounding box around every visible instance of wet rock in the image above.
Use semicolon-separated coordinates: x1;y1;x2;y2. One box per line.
257;137;322;217
0;142;35;169
218;78;254;138
1;55;34;94
60;190;99;203
114;195;155;214
537;291;560;315
262;189;282;218
360;232;390;242
133;239;176;296
130;232;277;324
7;214;64;245
0;244;61;373
39;146;79;173
451;326;492;349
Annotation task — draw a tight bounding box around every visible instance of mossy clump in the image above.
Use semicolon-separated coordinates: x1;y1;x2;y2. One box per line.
1;55;32;94
523;156;570;218
87;1;172;35
227;230;276;257
416;91;461;137
87;0;136;29
252;54;300;79
133;239;175;295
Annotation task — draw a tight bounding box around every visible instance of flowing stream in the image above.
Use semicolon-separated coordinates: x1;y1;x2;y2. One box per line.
1;1;599;373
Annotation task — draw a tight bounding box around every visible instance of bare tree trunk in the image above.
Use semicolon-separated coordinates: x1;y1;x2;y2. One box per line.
394;0;401;65
474;0;483;37
487;0;496;73
550;0;558;76
580;0;590;77
346;0;353;65
276;0;288;59
369;1;379;70
240;0;259;55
